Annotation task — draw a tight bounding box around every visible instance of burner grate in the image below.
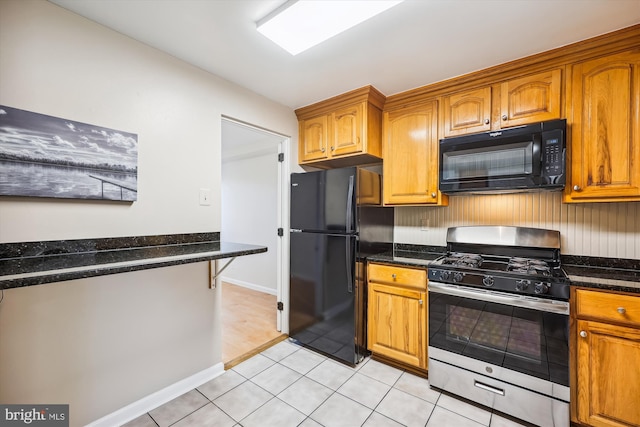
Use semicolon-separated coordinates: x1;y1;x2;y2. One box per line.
441;252;483;268
507;257;552;277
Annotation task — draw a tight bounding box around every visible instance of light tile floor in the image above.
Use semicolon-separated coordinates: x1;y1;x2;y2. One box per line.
122;340;532;427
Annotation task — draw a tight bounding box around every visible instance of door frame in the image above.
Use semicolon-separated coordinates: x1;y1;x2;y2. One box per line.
221;116;290;333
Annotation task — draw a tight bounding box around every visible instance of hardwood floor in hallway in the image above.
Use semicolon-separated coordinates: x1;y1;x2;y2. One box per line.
221;282;285;369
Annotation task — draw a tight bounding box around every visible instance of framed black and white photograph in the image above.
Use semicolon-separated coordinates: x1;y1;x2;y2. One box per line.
0;105;138;201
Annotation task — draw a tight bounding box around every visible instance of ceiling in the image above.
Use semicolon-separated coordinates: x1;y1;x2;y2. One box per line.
48;0;640;111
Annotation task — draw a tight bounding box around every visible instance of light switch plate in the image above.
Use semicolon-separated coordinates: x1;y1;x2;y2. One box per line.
420;218;430;231
199;188;212;206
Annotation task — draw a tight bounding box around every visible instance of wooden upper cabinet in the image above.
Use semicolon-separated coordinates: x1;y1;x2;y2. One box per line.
382;100;447;206
356;168;381;205
442;87;491;137
299;115;329;162
296;86;385;168
331;103;363;156
442;69;562;137
565;50;640;203
500;68;562;127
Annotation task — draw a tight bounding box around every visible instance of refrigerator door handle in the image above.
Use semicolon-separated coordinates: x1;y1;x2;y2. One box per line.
346;237;353;293
346;175;354;233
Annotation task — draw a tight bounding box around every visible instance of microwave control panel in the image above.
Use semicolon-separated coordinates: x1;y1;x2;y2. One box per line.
541;129;564;177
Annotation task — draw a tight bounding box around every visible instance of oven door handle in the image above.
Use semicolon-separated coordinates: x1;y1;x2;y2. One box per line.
428;281;569;315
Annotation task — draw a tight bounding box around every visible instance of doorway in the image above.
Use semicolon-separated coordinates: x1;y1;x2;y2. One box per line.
220;117;290;366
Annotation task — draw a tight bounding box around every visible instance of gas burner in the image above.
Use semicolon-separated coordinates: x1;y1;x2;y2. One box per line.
441;252;483;268
507;257;552;276
429;226;570;300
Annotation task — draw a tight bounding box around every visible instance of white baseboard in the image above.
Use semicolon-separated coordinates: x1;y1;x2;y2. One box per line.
86;363;225;427
220;276;277;296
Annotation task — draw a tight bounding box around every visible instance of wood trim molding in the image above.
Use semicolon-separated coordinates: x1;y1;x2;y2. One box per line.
295;85;386;119
384;24;640;110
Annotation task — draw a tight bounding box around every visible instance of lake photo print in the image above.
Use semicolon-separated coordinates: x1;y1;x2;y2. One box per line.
0;105;138;201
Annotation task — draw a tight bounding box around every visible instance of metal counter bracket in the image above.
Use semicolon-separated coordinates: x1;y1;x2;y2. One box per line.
209;257;237;289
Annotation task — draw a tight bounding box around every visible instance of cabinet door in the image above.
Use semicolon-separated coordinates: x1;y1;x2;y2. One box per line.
299;115;329;162
442;87;491;137
576;319;640;427
367;282;427;369
331;103;363;157
383;101;444;205
500;69;562;127
566;51;640;202
356;168;381;205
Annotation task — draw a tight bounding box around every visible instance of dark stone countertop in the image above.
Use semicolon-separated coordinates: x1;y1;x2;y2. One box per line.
563;265;640;294
0;233;266;290
367;250;443;268
367;244;640;295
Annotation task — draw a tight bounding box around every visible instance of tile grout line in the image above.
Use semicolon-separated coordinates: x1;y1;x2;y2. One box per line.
139;339;516;427
196;369;259;426
226;347;329;426
304;357;362;426
161;389;210;427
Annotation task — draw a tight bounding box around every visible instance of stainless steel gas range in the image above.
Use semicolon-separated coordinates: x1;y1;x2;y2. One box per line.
427;226;570;427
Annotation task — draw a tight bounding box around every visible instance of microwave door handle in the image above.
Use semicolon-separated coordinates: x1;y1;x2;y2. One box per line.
532;134;542;176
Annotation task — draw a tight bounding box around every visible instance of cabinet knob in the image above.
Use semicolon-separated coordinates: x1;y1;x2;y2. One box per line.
617;307;626;314
431;192;437;198
501;114;508;121
419;299;423;305
484;118;490;125
580;330;587;338
331;146;335;151
321;148;325;153
391;274;397;279
573;185;581;191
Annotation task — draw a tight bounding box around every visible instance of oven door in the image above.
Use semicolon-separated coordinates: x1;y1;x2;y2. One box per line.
428;282;569;387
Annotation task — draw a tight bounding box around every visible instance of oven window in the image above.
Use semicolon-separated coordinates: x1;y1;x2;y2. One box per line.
442;141;533;180
429;291;569;386
448;306;541;361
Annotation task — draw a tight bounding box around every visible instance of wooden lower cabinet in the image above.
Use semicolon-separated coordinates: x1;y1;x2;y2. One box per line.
576;320;640;427
367;263;427;371
574;289;640;427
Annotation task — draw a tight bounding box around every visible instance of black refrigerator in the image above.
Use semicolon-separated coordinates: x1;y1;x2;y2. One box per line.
289;167;394;366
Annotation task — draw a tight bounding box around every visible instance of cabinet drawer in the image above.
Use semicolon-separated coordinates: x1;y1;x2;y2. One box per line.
575;289;640;327
368;263;426;290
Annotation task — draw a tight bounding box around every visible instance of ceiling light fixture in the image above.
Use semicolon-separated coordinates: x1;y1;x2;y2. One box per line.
256;0;404;55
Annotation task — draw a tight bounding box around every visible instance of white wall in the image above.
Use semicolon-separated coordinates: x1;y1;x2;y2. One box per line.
395;193;640;259
222;149;279;293
0;264;216;426
0;0;299;242
0;1;298;425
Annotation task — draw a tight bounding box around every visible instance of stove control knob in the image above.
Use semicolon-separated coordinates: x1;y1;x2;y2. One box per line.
482;276;494;287
515;279;530;291
440;271;451;281
534;282;549;294
453;272;464;283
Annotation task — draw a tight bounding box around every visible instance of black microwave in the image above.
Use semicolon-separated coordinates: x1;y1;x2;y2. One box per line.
439;119;566;194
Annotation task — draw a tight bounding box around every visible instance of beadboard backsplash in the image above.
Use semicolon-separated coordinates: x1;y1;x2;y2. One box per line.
394;192;640;259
